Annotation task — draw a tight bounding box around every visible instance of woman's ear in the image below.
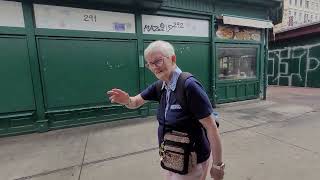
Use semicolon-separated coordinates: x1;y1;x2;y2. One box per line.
171;55;177;64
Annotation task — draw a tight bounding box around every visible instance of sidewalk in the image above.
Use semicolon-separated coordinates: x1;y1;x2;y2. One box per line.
0;86;319;180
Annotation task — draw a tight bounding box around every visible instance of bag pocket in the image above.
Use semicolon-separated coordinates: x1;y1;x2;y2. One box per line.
160;130;195;175
161;145;187;173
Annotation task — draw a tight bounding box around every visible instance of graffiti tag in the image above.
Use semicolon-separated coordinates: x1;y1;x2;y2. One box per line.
143;22;184;33
268;43;320;87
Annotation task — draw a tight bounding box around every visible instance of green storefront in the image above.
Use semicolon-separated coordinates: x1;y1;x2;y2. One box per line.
0;0;282;137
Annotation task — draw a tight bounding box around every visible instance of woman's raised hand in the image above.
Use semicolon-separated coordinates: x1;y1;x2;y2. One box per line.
107;88;130;105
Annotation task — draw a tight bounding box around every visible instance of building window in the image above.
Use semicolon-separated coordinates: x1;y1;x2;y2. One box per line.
311;15;313;22
299;12;302;21
290;0;292;5
304;13;308;22
300;0;303;6
218;47;257;80
295;0;298;6
288;16;294;26
306;0;309;8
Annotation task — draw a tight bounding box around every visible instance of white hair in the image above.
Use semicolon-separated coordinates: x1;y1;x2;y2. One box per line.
144;40;175;60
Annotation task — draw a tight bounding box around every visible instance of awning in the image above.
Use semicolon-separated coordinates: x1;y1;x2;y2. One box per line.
223;15;274;29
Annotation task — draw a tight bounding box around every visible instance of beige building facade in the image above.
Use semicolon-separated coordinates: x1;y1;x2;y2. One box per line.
274;0;320;32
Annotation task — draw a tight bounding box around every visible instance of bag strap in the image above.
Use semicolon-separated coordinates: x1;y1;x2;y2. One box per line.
155;80;164;102
175;72;219;128
174;72;193;111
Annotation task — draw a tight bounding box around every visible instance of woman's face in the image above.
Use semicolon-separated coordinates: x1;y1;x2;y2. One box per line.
145;51;176;82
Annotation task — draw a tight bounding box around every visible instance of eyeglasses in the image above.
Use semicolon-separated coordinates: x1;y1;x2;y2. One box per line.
145;57;164;69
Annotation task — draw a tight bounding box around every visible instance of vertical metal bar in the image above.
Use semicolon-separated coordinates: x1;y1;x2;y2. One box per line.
22;1;48;131
135;12;148;116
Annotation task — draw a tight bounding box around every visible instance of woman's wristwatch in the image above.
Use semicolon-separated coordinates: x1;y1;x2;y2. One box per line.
212;162;225;170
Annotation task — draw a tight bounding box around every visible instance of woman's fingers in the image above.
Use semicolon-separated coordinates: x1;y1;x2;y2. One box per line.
112;88;126;95
107;90;121;100
109;95;115;103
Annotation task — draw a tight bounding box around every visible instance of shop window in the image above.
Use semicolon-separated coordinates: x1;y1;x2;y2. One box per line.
218;47;257;80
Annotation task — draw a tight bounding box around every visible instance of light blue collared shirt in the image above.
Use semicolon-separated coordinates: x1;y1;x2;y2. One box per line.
164;67;182;119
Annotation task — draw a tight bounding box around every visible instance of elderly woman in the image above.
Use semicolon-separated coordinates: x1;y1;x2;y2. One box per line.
107;40;225;180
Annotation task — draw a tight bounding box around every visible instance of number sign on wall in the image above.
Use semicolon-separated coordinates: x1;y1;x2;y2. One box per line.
142;15;209;37
0;0;25;27
33;4;136;33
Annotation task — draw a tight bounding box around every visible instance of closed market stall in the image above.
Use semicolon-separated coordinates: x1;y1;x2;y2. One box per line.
0;0;283;137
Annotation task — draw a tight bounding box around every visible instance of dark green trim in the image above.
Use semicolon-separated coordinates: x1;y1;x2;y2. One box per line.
35;36;136;42
0;35;26;39
0;27;26;35
45;104;122;114
142;35;210;42
214;39;262;45
161;0;214;13
22;2;47;130
217;79;259;84
211;14;217;102
135;13;147;117
154;9;212;19
49;112;141;130
263;29;268;100
0;112;34;119
36;119;49;132
35;29;137;39
209;14;214;100
215;42;261;48
0;111;37;138
217;95;259;103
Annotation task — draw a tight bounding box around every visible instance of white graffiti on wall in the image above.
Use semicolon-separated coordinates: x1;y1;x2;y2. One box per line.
268;43;320;87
